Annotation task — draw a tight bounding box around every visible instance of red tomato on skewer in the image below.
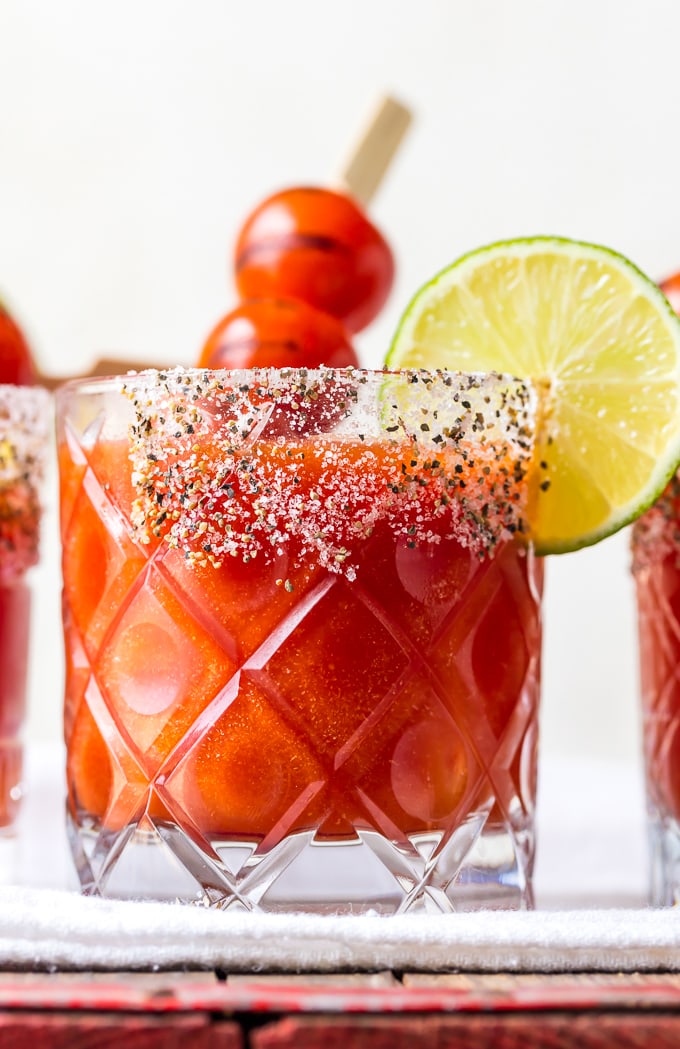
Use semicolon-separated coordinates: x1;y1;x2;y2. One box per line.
660;271;680;317
0;304;36;386
197;298;359;371
233;187;394;334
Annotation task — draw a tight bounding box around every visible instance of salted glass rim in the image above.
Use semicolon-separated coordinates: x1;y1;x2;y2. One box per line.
54;364;529;400
54;365;536;565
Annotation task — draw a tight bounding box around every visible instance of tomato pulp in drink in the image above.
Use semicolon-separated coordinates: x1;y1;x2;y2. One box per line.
61;396;542;850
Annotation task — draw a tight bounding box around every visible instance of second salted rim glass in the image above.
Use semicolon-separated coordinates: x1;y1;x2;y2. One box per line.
0;382;50;833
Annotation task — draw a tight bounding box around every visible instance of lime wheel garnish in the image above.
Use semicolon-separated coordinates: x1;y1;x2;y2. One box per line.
387;237;680;554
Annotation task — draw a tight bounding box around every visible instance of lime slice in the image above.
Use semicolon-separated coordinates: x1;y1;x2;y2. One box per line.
386;236;680;554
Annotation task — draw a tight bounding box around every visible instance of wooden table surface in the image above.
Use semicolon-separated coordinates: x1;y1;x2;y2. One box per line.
1;969;680;1047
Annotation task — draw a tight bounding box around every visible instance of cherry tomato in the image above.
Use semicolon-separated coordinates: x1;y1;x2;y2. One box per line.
233;187;394;333
0;304;36;385
660;271;680;316
197;297;359;370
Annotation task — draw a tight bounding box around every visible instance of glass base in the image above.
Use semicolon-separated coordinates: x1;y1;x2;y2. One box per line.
68;811;534;913
648;810;680;906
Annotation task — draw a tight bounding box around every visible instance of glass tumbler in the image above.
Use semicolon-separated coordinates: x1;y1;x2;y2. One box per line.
0;384;49;830
633;473;680;904
57;367;543;912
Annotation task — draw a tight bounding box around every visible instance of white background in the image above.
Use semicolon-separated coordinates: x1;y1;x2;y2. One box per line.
0;0;676;789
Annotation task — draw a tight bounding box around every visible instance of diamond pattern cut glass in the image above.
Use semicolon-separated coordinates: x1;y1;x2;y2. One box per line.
58;368;543;912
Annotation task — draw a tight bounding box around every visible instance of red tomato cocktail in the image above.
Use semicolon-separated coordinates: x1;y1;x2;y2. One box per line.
58;368;542;911
633;475;680;904
0;384;49;827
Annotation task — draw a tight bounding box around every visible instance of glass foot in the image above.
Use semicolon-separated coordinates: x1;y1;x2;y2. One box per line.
648;810;680;906
68;811;534;913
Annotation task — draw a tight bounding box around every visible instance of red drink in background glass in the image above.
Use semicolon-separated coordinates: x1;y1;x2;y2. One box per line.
633;475;680;904
58;368;542;912
0;385;49;829
0;583;31;826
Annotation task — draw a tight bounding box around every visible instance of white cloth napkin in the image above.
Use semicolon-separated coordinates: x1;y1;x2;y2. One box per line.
0;886;677;973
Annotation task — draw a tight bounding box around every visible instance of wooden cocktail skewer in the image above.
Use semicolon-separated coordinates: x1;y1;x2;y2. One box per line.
336;95;412;207
36;94;413;390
